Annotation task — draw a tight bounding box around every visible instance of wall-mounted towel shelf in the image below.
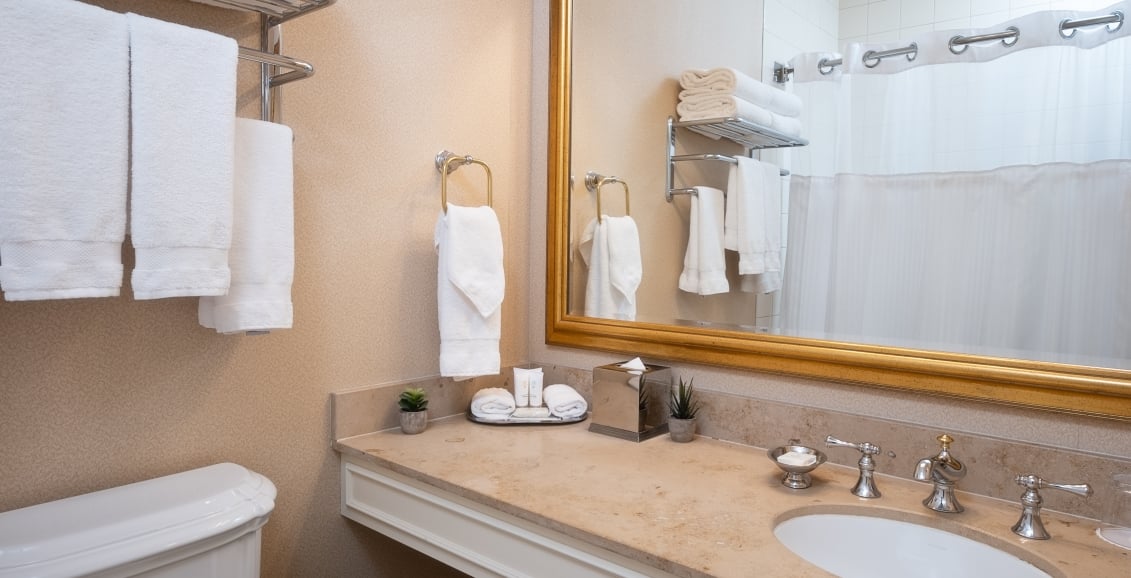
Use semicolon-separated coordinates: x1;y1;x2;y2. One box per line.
187;0;336;122
436;150;494;213
584;172;630;223
666;116;803;202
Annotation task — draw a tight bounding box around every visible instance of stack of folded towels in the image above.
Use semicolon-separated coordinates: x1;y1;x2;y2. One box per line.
469;384;588;421
676;67;803;138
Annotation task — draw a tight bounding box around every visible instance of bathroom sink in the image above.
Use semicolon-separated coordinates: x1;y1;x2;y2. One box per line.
774;513;1051;578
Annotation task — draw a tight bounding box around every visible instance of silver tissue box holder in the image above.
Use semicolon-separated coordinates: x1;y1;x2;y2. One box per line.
588;361;671;442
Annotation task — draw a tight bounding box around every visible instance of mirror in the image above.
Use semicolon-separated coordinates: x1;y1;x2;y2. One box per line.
546;0;1131;420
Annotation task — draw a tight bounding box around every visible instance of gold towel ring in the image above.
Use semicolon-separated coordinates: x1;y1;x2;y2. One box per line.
584;171;630;223
436;150;493;213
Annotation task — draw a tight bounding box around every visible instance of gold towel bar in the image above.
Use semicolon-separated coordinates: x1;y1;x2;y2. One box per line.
584;171;630;223
435;150;493;213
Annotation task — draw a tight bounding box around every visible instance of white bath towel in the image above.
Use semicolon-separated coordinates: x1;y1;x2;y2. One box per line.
679;67;803;117
679;187;729;296
677;95;802;137
436;204;504;379
579;216;643;320
128;13;237;299
726;158;783;293
199;119;294;333
0;0;128;301
543;384;588;419
470;387;516;420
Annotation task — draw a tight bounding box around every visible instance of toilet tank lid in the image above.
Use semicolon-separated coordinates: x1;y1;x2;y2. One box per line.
0;462;276;577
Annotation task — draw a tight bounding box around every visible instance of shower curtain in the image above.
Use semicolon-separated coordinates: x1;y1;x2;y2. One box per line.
781;2;1131;369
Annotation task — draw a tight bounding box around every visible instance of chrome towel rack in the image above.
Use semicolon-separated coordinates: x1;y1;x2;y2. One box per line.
436;150;493;213
188;0;336;122
666;117;799;202
584;172;630;223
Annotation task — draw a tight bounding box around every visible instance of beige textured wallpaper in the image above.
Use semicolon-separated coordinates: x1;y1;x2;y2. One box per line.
0;1;530;576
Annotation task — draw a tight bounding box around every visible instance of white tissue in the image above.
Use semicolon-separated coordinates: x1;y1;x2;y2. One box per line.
618;357;646;371
777;451;817;467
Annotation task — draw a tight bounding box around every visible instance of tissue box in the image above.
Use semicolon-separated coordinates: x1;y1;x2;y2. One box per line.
589;361;671;442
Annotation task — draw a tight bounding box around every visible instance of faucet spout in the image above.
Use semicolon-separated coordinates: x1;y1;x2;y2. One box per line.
915;434;965;513
914;458;933;481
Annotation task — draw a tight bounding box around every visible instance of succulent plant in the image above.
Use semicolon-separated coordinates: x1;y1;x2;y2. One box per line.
668;378;699;420
398;387;429;412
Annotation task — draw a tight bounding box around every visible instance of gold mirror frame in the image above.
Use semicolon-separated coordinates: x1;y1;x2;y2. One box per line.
544;0;1131;420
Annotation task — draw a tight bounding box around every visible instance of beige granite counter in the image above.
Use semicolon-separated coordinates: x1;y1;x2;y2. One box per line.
335;416;1129;577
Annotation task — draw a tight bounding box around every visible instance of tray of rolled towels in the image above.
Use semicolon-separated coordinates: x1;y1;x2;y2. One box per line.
468;367;588;425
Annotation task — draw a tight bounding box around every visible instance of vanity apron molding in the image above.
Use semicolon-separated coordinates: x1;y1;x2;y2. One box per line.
340;455;673;578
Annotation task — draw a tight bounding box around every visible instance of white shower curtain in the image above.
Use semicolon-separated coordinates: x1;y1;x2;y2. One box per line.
781;2;1131;368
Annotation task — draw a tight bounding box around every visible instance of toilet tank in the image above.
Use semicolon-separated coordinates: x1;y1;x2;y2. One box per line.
0;463;276;578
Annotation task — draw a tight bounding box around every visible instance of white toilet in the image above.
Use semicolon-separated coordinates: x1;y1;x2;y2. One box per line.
0;462;276;578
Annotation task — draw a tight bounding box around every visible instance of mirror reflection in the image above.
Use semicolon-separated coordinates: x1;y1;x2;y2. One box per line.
568;0;1131;370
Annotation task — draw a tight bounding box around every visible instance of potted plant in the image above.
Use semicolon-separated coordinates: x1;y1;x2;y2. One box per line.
667;378;699;443
398;387;429;435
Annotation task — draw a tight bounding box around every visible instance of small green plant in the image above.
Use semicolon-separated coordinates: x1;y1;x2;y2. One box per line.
398;387;429;412
668;378;699;420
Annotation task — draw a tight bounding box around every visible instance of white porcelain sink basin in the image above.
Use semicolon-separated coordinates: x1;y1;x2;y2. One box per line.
774;513;1052;578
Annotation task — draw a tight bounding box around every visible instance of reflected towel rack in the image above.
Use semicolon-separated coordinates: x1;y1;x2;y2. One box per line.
436;150;494;213
584;171;630;223
187;0;336;122
666;116;799;202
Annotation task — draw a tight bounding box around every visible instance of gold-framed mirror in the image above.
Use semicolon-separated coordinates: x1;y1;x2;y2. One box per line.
545;0;1131;420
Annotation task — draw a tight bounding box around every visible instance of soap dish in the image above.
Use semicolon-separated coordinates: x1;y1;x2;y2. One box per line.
768;444;827;489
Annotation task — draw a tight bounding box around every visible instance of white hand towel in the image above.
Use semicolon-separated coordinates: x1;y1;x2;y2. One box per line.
470;387;516;420
726;158;784;293
580;216;642;320
677;95;802;137
199;119;294;333
0;0;128;301
543;384;588;419
436;204;504;379
679;187;729;296
128;13;237;299
679;67;803;117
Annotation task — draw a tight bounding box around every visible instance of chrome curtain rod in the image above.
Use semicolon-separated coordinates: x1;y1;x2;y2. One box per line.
799;8;1125;77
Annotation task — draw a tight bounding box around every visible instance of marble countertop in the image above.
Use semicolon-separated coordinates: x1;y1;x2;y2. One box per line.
334;416;1128;577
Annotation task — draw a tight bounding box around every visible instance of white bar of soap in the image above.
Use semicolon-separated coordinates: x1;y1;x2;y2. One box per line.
777;451;817;467
511;406;551;419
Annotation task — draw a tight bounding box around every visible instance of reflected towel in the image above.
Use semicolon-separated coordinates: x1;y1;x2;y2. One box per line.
199;119;294;333
128;12;237;299
677;95;802;137
579;216;642;320
679;67;803;117
543;384;588;419
726;158;783;294
0;0;128;301
436;204;504;379
679;187;729;295
470;387;516;420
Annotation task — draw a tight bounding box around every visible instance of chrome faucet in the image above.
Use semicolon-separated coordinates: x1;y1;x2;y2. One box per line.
914;434;966;513
825;435;882;498
1011;474;1092;540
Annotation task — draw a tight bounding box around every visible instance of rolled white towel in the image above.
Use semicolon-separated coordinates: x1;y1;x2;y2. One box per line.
470;387;516;420
677;95;802;138
543;384;588;419
679;67;802;117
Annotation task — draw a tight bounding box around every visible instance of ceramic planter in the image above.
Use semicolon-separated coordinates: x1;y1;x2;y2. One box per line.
400;410;428;435
668;417;696;442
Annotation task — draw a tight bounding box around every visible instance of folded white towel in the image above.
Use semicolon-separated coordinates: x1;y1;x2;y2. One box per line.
676;95;802;137
726;158;784;294
0;0;129;301
543;384;588;419
470;387;516;419
436;204;504;379
579;216;642;320
199;119;294;333
679;67;803;117
679;187;729;296
128;13;237;299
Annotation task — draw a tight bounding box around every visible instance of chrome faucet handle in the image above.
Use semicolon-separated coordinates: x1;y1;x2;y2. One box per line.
1011;474;1093;540
825;435;882;499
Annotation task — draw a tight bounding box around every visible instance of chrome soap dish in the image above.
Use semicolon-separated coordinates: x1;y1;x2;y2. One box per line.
768;443;827;489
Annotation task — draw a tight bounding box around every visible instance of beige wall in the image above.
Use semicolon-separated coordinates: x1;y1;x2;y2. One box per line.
0;1;530;576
